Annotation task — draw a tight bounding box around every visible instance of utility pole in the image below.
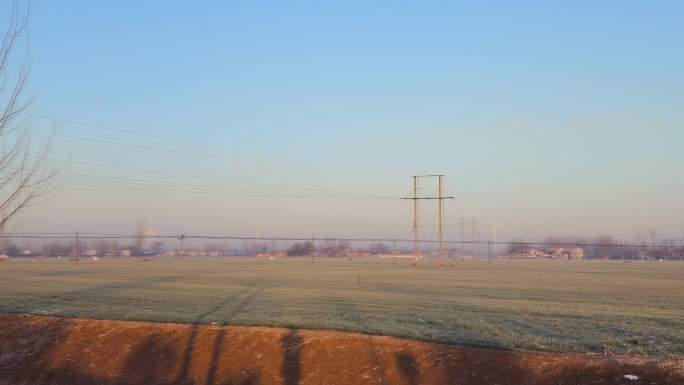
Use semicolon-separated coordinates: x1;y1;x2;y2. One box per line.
492;222;500;259
178;234;185;256
412;176;419;258
460;218;465;257
488;240;492;264
0;226;5;255
74;230;80;265
254;225;263;257
438;175;445;263
473;217;478;242
401;175;454;264
473;216;479;256
392;239;397;264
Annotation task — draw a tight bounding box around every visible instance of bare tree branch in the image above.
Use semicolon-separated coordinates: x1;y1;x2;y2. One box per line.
0;0;60;233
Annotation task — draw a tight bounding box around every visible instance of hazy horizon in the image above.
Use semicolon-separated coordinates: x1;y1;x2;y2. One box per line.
7;1;683;241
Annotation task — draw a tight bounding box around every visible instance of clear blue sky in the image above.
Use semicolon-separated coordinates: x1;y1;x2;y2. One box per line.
9;1;684;241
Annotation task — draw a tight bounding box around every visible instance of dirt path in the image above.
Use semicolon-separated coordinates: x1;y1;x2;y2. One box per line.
0;314;681;385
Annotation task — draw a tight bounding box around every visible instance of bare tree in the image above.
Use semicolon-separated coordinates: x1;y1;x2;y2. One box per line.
506;238;530;255
0;1;58;232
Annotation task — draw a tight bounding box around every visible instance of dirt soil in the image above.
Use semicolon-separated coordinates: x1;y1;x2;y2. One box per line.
0;314;682;385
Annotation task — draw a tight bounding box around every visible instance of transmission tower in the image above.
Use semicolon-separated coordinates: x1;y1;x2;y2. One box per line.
401;175;454;263
458;217;479;256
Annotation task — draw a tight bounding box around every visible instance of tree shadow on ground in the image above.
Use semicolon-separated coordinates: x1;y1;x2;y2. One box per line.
1;312;683;385
281;329;302;385
0;276;268;385
332;301;391;384
428;343;684;385
32;272;201;315
175;279;265;385
395;351;419;385
0;315;73;384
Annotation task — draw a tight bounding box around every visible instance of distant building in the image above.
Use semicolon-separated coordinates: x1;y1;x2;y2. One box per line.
520;247;543;258
509;246;584;260
546;247;584;260
379;254;416;259
349;252;371;257
257;251;285;258
566;247;585;260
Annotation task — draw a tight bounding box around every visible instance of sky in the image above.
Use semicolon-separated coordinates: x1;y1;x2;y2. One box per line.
5;1;683;242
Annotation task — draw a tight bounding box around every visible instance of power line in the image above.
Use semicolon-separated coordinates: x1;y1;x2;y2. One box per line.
32;114;280;157
62;180;393;200
4;153;397;200
17;132;399;200
30;128;344;181
56;170;395;199
0;233;681;249
61;158;392;197
51;170;394;199
6;232;127;236
31;114;405;175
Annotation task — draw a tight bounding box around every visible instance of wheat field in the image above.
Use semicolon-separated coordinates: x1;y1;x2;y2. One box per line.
0;257;681;355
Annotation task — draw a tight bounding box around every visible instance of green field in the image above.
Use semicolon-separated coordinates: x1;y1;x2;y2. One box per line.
0;257;682;355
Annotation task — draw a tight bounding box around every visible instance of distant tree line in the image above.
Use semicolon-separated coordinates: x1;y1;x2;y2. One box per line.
3;235;683;260
286;241;314;256
506;235;684;260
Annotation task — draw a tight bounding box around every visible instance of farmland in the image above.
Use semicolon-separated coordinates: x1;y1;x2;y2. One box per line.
0;257;682;355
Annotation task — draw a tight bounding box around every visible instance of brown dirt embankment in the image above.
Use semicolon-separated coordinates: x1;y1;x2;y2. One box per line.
0;313;681;385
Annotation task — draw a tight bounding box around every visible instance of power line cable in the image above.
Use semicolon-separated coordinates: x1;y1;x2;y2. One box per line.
59;179;394;200
1;233;681;249
3;152;398;199
31;114;405;174
57;160;396;198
